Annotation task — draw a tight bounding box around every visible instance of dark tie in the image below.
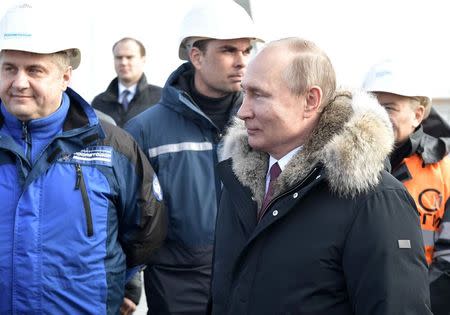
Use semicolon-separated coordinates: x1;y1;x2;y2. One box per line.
258;162;282;221
121;90;131;111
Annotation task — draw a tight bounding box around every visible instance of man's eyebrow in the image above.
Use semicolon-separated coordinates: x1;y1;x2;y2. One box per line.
218;45;239;50
242;83;265;94
218;44;252;51
1;61;15;67
1;62;42;67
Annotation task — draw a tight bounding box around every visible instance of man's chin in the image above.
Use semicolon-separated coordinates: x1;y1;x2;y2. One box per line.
247;138;264;152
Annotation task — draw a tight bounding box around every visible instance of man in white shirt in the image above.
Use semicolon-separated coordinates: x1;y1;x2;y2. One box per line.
92;37;161;127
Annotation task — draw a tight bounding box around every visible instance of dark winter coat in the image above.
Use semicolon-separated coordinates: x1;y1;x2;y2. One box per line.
211;91;432;315
125;62;242;314
92;74;161;127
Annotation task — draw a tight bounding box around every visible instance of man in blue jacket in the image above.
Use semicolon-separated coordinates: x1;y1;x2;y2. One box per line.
0;4;166;314
125;1;263;313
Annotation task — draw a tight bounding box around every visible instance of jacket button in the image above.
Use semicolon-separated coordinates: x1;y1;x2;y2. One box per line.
272;210;278;216
293;192;298;198
316;175;321;180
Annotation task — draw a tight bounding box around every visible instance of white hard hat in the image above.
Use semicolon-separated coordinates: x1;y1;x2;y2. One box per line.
0;3;81;69
178;0;264;60
362;59;431;108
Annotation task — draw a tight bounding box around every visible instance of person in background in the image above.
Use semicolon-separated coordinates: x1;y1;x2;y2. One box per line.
125;1;263;313
363;59;450;315
423;107;450;143
95;108;117;125
210;37;432;314
0;4;166;314
92;37;162;127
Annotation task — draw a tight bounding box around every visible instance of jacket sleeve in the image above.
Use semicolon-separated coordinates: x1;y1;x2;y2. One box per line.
104;122;167;267
124;271;143;305
430;196;450;315
343;188;432;314
120;136;167;267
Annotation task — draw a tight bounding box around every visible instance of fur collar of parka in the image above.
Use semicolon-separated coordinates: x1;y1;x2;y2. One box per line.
221;90;394;208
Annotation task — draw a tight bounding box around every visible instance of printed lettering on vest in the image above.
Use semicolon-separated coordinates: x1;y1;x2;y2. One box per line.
418;188;443;212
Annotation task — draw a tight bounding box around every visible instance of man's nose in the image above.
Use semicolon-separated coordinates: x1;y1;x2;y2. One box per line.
234;52;248;68
237;95;252;120
12;71;30;89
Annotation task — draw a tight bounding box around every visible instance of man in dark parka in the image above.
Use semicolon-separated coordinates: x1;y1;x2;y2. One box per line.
210;37;432;315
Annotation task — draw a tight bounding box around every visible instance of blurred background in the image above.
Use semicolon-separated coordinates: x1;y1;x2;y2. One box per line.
0;0;449;120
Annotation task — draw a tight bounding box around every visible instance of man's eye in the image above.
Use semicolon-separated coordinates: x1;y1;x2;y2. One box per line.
3;66;14;72
29;68;42;74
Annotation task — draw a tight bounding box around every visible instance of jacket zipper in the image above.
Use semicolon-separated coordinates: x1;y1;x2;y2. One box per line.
259;166;320;222
21;121;32;162
75;163;94;237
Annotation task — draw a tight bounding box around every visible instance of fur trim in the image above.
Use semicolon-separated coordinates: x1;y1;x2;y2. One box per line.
321;91;393;196
222;90;393;206
222;118;269;205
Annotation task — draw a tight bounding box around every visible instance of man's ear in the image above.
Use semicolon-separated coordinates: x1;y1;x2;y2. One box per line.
412;104;425;128
189;47;203;70
61;66;72;91
304;86;322;117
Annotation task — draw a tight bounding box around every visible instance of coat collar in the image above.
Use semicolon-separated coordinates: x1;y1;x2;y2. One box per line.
221;90;394;206
104;74;148;99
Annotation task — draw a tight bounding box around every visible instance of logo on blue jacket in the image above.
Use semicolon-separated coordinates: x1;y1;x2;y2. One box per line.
58;146;113;166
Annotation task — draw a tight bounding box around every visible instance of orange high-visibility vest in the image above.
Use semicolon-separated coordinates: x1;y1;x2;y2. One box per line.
401;154;450;265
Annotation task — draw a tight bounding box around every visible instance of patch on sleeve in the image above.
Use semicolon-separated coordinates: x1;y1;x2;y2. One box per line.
58;146;113;166
152;174;163;201
398;240;411;249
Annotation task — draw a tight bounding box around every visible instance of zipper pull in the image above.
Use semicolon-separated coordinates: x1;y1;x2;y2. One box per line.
75;164;81;189
21;121;27;140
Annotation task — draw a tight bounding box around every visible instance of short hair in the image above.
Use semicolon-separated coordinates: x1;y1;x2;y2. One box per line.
269;37;336;110
52;50;73;70
112;37;146;57
408;96;431;119
192;39;213;54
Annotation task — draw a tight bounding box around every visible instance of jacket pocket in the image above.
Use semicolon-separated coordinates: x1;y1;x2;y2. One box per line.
75;163;94;237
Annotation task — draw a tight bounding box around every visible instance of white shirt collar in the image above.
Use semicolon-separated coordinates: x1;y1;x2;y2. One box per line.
268;146;303;172
118;82;137;99
265;146;302;193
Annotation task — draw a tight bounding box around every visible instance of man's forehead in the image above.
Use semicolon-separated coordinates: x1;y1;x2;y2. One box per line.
114;41;140;53
242;73;270;92
376;92;410;102
0;50;61;70
210;38;252;48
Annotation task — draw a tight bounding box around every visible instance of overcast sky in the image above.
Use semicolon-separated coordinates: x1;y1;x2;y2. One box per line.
1;0;449;102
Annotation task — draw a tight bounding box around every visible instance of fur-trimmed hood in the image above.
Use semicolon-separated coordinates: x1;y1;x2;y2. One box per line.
221;90;394;207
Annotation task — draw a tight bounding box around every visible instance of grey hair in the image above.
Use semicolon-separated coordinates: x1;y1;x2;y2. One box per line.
409;96;432;119
52;50;73;70
269;37;336;110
